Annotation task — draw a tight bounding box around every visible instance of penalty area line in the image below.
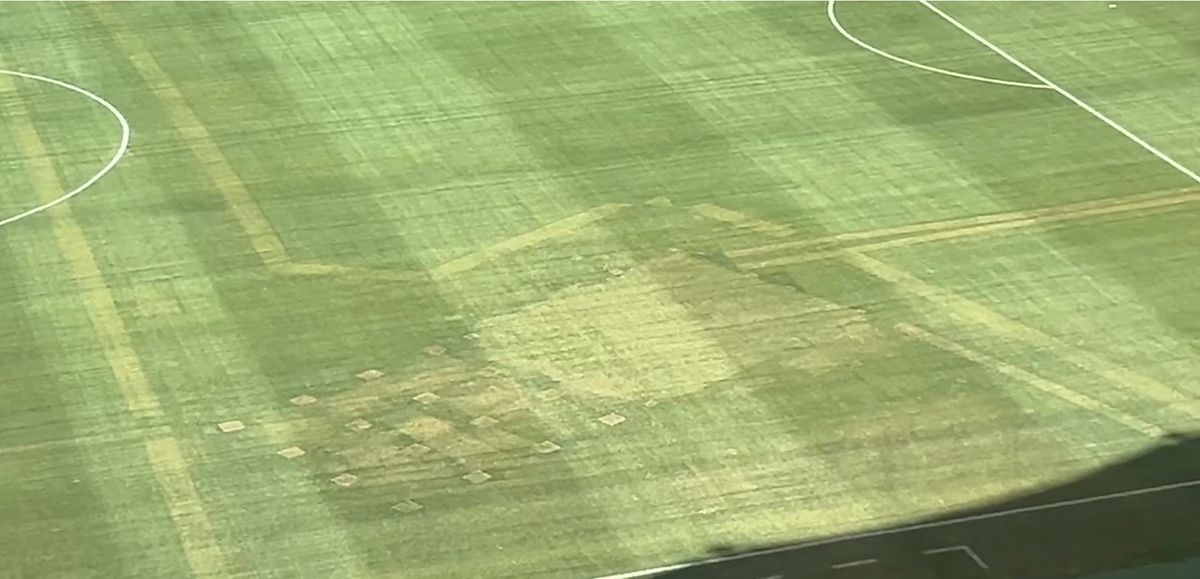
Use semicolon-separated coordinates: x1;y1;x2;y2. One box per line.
918;0;1200;185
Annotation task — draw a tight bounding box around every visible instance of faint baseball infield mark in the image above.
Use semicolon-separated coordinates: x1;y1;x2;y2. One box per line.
723;186;1200;267
896;322;1166;437
1;69;225;577
686;201;1198;427
846;251;1200;423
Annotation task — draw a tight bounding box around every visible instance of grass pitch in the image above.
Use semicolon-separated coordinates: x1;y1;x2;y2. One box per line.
2;2;1199;578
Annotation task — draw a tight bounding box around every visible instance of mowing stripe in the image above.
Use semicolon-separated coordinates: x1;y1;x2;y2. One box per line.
920;0;1200;185
0;74;227;577
827;0;1049;90
91;8;289;266
594;477;1200;579
897;323;1166;438
845;252;1200;422
729;186;1200;261
430;203;629;280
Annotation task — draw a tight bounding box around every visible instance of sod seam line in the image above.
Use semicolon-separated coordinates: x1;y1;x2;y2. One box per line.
920;0;1200;185
593;477;1200;579
826;0;1049;90
0;69;130;229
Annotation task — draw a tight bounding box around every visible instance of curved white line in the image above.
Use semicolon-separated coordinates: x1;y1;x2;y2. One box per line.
827;0;1049;91
0;69;131;229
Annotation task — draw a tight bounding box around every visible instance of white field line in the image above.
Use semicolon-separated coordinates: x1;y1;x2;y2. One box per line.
830;558;877;569
827;0;1048;90
924;545;989;569
0;69;131;228
592;477;1200;579
598;8;1200;579
919;0;1200;185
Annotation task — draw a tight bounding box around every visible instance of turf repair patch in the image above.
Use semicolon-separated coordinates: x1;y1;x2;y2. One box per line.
400;443;431;457
534;441;562;454
391;499;423;514
413;392;441;405
217;420;245;433
331;473;359;487
356;369;385;382
277;446;306;459
346;419;373;432
478;254;877;401
463;470;492;484
470;416;499;428
290;394;318;407
598;413;626;426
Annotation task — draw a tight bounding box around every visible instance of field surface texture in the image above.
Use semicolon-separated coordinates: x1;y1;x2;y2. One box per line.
1;2;1198;578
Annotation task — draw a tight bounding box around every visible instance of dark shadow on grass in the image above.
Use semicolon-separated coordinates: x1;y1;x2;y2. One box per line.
640;433;1200;579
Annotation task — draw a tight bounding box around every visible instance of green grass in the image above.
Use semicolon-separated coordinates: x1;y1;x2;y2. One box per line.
1;2;1199;578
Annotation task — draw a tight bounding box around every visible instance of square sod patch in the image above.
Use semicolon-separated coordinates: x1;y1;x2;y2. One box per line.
346;419;373;432
217;420;245;433
356;369;385;382
598;413;626;426
277;446;306;459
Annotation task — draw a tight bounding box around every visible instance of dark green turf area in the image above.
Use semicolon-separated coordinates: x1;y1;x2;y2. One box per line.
1;2;1198;578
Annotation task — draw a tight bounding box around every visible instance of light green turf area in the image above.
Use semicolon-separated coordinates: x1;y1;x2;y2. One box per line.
1;2;1198;578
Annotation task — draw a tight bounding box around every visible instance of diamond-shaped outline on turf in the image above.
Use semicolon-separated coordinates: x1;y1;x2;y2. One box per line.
413;392;440;405
534;441;562;454
290;394;318;407
598;413;626;426
217;420;245;433
401;443;431;456
463;470;492;484
277;446;306;459
356;369;385;382
346;418;373;432
331;473;359;487
470;415;498;428
391;499;423;514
